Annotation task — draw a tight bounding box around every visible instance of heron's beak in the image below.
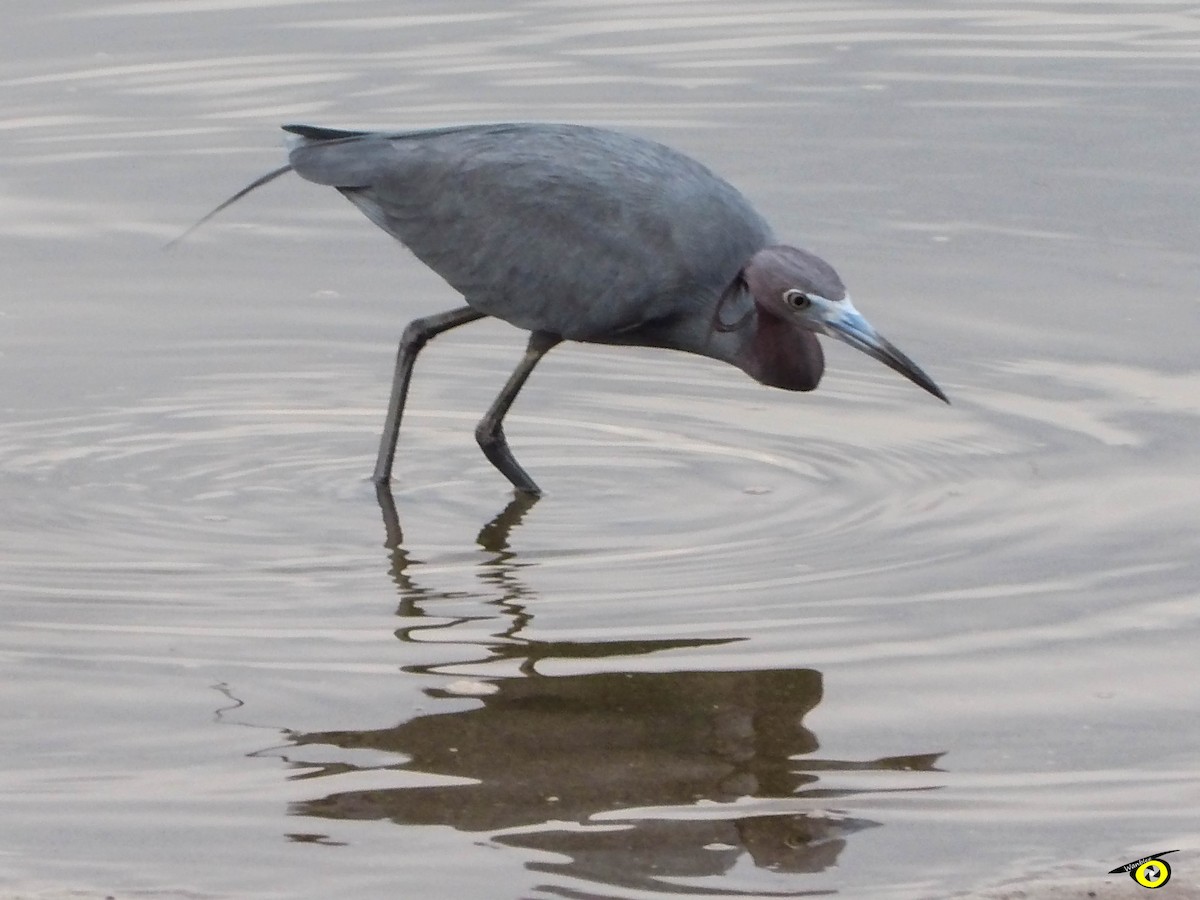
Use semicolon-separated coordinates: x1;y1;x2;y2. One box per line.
812;297;949;403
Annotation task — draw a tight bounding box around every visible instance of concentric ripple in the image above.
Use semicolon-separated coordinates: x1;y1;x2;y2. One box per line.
8;333;1191;652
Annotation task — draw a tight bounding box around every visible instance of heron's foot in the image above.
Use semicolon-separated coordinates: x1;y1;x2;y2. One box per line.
372;440;397;484
476;423;542;496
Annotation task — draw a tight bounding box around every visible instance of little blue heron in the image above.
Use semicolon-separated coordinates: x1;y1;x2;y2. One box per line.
184;122;948;495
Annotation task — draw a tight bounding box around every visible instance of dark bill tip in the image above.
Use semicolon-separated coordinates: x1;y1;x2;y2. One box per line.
826;314;949;404
874;335;950;404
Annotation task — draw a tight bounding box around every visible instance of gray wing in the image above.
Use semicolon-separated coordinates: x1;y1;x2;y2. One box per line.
286;123;772;341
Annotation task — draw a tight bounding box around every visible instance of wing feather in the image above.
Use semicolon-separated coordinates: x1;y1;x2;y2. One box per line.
288;124;771;340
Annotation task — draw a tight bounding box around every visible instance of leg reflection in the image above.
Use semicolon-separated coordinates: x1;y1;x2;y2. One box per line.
475;491;539;553
369;487;540;643
374;481;540;555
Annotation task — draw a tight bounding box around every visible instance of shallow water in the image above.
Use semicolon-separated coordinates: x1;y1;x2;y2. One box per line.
2;2;1200;898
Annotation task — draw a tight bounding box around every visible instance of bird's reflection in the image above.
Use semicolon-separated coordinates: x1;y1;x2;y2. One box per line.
279;487;943;893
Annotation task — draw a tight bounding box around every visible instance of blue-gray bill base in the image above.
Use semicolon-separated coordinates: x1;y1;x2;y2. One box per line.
178;123;948;495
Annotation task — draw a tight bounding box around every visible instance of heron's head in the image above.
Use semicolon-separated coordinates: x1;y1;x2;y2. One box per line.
743;245;948;403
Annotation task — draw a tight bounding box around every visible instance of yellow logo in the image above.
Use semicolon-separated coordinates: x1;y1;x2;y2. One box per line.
1109;850;1179;889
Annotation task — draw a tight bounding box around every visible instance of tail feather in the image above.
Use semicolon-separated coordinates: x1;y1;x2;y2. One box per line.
169;125;378;249
282;124;370;142
165;163;293;249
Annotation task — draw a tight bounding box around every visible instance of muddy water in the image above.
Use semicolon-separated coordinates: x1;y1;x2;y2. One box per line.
2;2;1199;898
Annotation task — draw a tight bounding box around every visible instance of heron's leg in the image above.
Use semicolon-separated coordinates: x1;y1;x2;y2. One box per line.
374;305;485;484
475;330;562;496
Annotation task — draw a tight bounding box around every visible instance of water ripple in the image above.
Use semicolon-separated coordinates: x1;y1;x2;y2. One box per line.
5;337;1194;649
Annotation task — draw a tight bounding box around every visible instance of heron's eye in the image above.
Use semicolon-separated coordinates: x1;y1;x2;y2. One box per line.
784;289;811;310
